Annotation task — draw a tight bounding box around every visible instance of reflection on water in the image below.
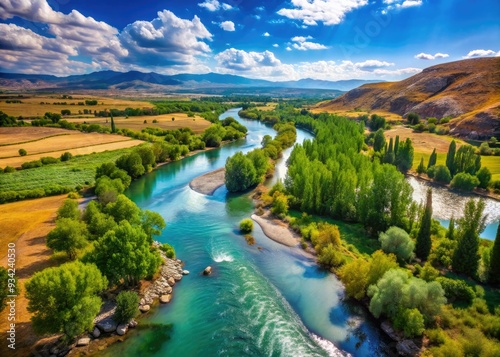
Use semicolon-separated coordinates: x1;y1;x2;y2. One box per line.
407;176;500;239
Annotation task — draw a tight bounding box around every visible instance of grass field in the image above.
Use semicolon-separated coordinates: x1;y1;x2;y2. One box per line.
0;195;66;356
0;94;153;117
0;127;143;168
0;147;139;193
311;107;404;122
66;113;211;134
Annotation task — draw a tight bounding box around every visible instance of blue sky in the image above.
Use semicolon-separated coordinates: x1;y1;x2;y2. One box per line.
0;0;498;81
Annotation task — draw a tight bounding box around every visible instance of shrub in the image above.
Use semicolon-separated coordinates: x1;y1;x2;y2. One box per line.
408;112;420;125
3;166;16;173
490;180;500;194
115;291;139;324
433;165;451;183
428;123;436;133
41;156;59;165
21;160;42;170
476;167;491;189
318;244;345;268
427;117;438;125
450;172;479;191
160;243;175;258
479;142;492;155
436;277;475;304
60;152;73;161
18;148;27;156
394;308;425;337
379;226;415;263
239;218;253;233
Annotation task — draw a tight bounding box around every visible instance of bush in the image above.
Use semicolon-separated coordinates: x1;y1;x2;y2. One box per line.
3;166;16;173
394;308;425;337
408;112;420;125
41;156;59;165
318;244;345;268
18;148;27;156
379;226;415;263
479;142;492;155
433;165;451;183
21;160;42;170
160;243;175;258
476;167;491;189
60;152;73;161
240;219;253;233
436;277;475;304
450;172;479;191
490;180;500;194
115;291;139;324
428;123;436;133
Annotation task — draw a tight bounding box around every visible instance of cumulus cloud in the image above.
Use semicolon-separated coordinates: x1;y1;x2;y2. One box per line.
220;21;235;31
273;44;279;48
462;49;500;58
414;52;449;60
277;0;368;26
198;0;233;11
215;48;282;72
263;32;271;37
383;0;422;11
355;59;395;69
291;36;328;51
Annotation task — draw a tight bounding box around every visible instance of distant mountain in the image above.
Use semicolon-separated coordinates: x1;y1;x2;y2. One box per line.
317;57;500;139
0;70;377;92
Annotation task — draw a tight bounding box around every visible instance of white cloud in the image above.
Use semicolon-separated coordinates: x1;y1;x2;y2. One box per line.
291;36;328;51
414;52;449;60
198;0;233;11
286;46;292;51
220;21;235;31
383;0;422;11
462;49;500;58
263;32;271;37
273;44;279;48
355;59;395;69
215;48;282;72
277;0;369;26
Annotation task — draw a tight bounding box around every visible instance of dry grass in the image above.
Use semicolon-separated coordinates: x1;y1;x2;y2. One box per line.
311;108;404;122
0;127;72;146
384;127;467;154
66;113;211;134
0;95;153;117
0;195;66;357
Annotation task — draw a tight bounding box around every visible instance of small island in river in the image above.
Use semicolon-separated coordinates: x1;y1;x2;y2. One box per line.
189;168;226;195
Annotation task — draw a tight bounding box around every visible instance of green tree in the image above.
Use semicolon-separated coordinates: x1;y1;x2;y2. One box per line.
427;148;437;169
141;210;166;244
408;112;420;125
452;199;486;277
373;129;386;152
368;269;410;319
394;308;425;338
225;152;257;192
450;172;479;191
247;149;269;180
416;157;426;175
25;261;107;340
446;216;455;240
446;140;457;176
18;148;27;156
60;152;72;161
57;199;80;220
416;188;433;261
239;218;253;233
433;165;451;183
454;145;480;175
46;218;89;259
105;194;141;224
110;113;116;133
379;226;415;263
394;135;400;155
84;221;161;286
476;167;492;189
83;201;117;239
488;224;500;286
383;137;395;164
115;291;139;324
338;258;370;300
395;138;414;172
271;192;289;216
116;152;145;179
366;250;399;287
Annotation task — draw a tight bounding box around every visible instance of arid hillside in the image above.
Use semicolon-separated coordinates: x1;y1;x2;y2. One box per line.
317;57;500;139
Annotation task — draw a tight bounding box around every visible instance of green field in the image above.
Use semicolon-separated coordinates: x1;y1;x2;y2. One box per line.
0;147;137;194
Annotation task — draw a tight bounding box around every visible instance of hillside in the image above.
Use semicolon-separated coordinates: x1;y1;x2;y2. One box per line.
317;57;500;139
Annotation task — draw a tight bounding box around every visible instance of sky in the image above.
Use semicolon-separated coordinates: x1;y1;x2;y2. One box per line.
0;0;499;81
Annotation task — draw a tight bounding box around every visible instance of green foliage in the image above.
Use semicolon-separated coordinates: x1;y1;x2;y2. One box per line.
373;129;385;152
18;148;27;156
115;291;139;324
450;172;479;191
417;157;426;174
110;114;116;133
428;148;437;169
416;188;433;261
141;210;166;244
452;199;486;277
408;112;420;125
0;267;12;312
105;194;141;223
83;200;118;239
271;192;289;216
239;218;254;233
3;166;15;173
447;217;455;240
429;238;456;268
225;152;257;192
394;308;425;337
419;262;440;282
47;218;89;260
488;224;500;286
21;160;43;170
84;220;161;286
116;152;145;178
433;165;452;183
25;261;107;340
436;277;475;304
395;138;414;172
476;167;492;189
95;176;125;204
338;258;370;300
379;226;415;263
57;198;80;220
317;244;346;268
368;114;386;131
60;151;73;161
454;145;480;175
160;243;176;258
446;140;457;176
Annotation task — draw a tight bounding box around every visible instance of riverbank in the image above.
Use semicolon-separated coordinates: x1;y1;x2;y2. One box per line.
251;212;301;247
189;168;226;195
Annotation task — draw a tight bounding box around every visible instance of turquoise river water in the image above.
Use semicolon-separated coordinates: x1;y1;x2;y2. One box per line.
101;108;499;357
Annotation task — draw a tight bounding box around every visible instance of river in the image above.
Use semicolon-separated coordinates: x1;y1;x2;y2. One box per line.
101;108;390;356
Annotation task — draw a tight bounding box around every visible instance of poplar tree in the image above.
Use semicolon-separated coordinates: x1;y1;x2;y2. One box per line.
446;216;455;240
384;137;395;164
446;140;456;176
111;113;116;133
394;135;400;155
416;188;432;261
427;148;437;169
416;157;426;175
488;224;500;286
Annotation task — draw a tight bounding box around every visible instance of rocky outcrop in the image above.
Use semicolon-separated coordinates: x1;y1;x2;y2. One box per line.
396;340;420;357
96;317;118;333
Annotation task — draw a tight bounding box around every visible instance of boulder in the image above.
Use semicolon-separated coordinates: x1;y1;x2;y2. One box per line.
203;266;212;275
182;270;190;275
381;321;401;342
140;298;145;305
164;286;173;294
76;338;90;347
167;277;176;286
92;327;101;338
96;318;117;333
160;294;172;304
396;340;420;357
174;274;182;281
116;324;128;336
128;319;138;328
139;304;150;313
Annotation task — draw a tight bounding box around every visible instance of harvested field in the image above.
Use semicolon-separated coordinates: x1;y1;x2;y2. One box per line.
66;113;211;134
311;108;404;122
384;126;466;154
0;95;153;117
0;195;66;357
0;127;72;146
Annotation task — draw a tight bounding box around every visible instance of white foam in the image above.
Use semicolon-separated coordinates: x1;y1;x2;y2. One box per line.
311;333;351;357
212;252;234;262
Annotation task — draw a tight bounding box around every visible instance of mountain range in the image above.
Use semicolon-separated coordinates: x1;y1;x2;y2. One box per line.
0;70;379;93
318;57;500;139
